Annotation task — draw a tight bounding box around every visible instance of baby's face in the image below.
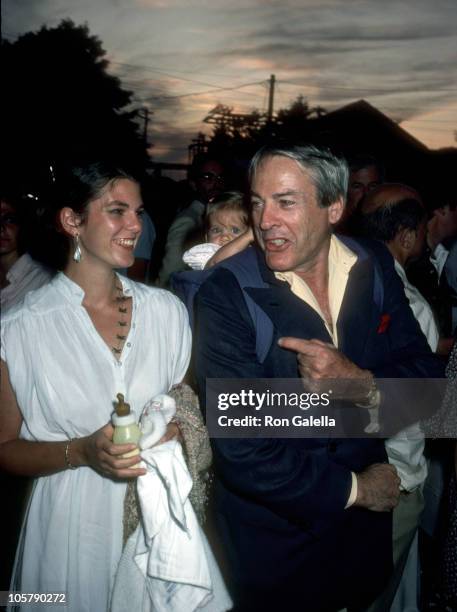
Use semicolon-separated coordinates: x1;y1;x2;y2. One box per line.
206;210;248;246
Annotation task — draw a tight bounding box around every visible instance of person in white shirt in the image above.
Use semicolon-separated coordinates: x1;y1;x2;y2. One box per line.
0;195;53;313
358;183;440;612
0;162;192;612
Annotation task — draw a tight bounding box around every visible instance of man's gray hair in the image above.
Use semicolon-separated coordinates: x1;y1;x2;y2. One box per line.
249;144;349;208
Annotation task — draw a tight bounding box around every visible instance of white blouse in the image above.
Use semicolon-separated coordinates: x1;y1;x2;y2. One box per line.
1;273;191;612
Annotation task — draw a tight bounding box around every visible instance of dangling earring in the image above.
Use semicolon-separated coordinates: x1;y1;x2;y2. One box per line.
73;234;82;263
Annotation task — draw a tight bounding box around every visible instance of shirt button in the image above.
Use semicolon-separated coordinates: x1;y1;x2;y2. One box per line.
127;342;131;348
132;323;136;329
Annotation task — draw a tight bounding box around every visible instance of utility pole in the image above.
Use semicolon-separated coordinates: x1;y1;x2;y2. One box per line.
142;107;150;144
267;74;276;122
137;107;152;145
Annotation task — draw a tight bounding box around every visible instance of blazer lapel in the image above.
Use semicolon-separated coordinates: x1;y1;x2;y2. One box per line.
244;247;376;356
337;257;375;361
245;251;334;344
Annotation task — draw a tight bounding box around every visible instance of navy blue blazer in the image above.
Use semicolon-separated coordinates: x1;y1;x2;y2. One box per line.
194;240;443;611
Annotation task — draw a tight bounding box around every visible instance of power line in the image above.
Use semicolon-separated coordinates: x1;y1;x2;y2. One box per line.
111;61;264;92
110;61;266;101
111;62;227;89
108;59;244;81
114;72;264;101
130;83;263;102
139;80;266;101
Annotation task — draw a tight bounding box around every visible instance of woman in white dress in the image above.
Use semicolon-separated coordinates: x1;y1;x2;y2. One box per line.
0;162;191;611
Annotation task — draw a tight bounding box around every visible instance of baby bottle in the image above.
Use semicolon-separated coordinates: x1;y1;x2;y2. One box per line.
112;393;141;468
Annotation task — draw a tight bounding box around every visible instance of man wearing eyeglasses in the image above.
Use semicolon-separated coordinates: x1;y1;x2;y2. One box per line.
157;154;226;286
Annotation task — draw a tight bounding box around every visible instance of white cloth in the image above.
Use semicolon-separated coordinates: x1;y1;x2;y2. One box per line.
111;440;232;612
430;242;449;279
394;261;440;353
0;253;53;314
1;273;191;612
139;394;177;450
111;396;231;612
385;261;439;492
183;243;220;270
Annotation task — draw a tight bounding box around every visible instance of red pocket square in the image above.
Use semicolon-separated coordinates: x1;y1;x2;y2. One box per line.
377;313;391;334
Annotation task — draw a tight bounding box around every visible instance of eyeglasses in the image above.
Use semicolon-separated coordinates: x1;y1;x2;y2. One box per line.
199;172;225;183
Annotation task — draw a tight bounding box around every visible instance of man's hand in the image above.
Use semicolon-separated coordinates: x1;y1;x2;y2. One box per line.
278;337;373;400
354;463;401;512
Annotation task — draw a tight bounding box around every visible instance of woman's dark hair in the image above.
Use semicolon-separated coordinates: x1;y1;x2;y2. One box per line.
30;161;138;270
53;161;137;218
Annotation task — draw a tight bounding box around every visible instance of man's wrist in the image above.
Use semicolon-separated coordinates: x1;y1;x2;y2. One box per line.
356;373;380;408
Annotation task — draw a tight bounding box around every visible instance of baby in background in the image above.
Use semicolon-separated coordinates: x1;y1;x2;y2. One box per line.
183;191;253;270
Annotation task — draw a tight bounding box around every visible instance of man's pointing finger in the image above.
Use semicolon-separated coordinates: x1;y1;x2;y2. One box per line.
278;337;314;354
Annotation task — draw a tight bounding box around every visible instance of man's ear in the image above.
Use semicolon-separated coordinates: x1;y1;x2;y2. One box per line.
328;197;344;225
398;227;416;251
59;207;82;237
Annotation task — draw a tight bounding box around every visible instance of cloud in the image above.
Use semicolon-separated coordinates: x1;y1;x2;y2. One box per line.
253;23;456;43
3;0;455;159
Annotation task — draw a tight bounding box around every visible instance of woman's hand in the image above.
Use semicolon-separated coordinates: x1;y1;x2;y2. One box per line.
76;423;146;479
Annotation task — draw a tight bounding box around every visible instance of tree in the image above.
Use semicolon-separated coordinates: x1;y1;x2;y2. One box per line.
203;104;266;139
199;95;327;162
274;95;327;139
2;19;149;189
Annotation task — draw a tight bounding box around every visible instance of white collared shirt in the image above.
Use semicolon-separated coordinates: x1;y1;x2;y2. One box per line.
1;253;53;314
275;235;357;348
275;235;359;506
430;243;449;279
394;260;439;352
385;260;438;491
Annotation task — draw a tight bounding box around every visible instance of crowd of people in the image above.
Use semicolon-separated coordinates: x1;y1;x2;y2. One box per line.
0;144;456;612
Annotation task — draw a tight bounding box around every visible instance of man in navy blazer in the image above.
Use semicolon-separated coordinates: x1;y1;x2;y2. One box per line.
194;144;443;612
